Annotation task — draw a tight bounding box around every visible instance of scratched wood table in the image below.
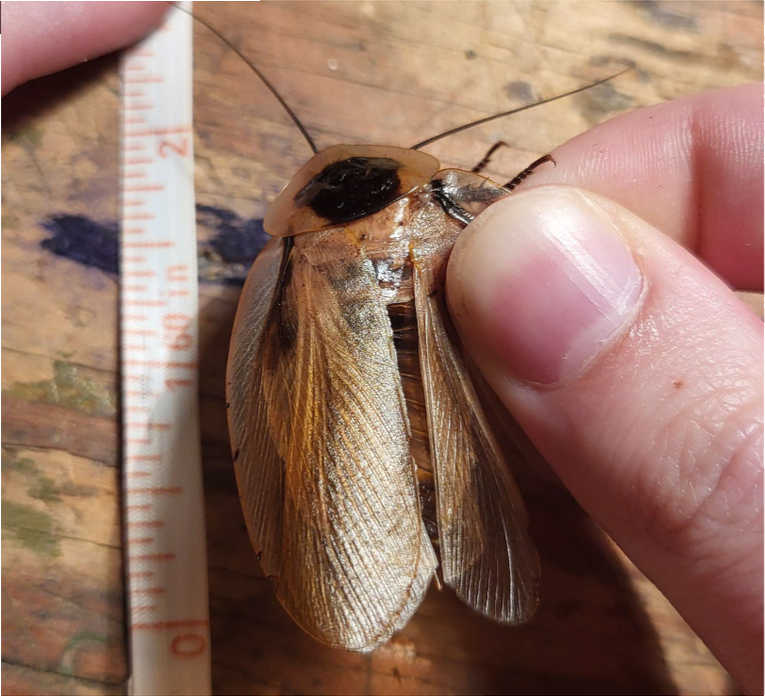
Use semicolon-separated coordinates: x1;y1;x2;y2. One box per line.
3;2;761;694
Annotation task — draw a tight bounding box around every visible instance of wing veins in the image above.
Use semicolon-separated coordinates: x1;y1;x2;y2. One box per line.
266;244;436;649
413;262;539;624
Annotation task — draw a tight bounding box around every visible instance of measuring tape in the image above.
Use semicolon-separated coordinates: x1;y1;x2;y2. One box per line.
120;4;211;694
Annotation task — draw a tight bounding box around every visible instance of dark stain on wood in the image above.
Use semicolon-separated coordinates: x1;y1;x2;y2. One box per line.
2;500;62;557
504;80;534;102
607;31;750;72
39;207;268;285
576;82;635;124
641;1;698;31
196;204;269;284
40;215;119;275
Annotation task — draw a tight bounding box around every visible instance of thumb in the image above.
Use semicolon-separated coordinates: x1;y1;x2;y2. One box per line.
446;185;763;692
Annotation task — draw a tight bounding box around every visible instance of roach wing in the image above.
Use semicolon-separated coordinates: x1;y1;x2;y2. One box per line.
413;263;540;623
227;237;288;581
227;233;436;651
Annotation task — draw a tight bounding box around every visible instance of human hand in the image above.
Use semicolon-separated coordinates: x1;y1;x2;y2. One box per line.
1;1;168;95
446;83;763;692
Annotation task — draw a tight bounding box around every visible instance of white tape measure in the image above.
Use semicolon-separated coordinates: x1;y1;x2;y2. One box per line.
120;4;211;694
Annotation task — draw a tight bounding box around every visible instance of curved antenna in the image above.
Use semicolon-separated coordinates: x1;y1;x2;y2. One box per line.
175;4;318;154
411;66;631;150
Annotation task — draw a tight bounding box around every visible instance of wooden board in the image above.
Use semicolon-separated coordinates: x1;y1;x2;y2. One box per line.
2;2;761;694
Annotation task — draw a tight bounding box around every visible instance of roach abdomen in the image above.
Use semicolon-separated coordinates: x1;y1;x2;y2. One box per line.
388;300;439;546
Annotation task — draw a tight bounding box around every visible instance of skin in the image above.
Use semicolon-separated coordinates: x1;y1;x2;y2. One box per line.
4;2;761;691
1;2;169;95
448;85;763;693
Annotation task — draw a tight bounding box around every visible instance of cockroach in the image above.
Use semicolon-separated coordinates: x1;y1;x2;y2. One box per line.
188;8;628;653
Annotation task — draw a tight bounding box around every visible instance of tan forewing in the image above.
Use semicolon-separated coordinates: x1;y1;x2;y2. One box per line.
227;236;288;579
413;261;540;623
229;229;436;651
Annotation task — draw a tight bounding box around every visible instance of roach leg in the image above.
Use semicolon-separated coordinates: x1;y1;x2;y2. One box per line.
430;178;474;225
471;140;509;174
504;153;555;190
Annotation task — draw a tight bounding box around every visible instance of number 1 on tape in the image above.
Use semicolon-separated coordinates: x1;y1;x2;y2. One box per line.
120;4;211;694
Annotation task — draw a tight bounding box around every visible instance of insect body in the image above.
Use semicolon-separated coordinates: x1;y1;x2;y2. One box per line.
192;2;628;653
226;144;540;651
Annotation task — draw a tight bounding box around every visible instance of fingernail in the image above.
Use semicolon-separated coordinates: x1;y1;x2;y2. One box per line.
448;186;644;385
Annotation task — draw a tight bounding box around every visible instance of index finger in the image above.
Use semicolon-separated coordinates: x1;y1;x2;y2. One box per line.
520;83;763;292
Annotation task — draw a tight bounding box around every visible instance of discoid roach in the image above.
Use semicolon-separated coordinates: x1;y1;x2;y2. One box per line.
186;7;629;653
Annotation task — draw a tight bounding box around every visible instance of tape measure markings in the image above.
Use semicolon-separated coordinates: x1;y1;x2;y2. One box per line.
120;4;211;695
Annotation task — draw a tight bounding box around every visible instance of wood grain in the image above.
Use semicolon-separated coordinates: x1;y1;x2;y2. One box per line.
2;2;760;694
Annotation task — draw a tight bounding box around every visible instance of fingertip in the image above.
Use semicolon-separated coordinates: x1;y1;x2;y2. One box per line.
2;1;171;95
517;84;764;291
448;186;645;386
448;185;763;690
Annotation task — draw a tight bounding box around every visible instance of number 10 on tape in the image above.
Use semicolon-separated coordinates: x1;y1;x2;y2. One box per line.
120;5;211;695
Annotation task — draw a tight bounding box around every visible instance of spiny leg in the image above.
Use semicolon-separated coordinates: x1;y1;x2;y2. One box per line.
504;153;555;190
431;171;511;226
471;140;509;174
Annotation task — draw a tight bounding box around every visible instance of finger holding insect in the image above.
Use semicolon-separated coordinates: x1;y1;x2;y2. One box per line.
447;184;763;693
515;83;763;291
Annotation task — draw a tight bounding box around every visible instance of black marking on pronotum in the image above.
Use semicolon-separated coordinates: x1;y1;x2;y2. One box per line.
295;157;402;224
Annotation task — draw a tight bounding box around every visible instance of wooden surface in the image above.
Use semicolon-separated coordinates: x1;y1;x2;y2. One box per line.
2;2;761;694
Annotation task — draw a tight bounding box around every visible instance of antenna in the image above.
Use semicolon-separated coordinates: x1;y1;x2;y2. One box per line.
177;3;630;157
411;66;631;150
175;3;318;154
